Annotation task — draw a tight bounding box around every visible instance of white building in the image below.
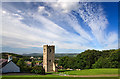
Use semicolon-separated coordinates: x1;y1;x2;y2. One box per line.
0;55;20;73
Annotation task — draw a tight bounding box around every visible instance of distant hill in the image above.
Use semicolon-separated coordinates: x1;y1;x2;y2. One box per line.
1;52;79;58
22;53;43;56
1;52;24;59
55;53;78;57
22;53;78;57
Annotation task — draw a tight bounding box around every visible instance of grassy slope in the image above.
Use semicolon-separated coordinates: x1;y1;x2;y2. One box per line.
52;68;118;75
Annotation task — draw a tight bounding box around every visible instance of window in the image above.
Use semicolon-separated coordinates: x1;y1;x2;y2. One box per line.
49;60;52;62
44;49;45;52
49;49;52;52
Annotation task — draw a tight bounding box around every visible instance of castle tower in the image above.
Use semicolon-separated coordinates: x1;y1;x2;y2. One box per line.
43;45;57;72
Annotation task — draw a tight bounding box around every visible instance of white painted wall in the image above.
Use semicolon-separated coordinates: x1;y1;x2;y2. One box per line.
1;61;20;73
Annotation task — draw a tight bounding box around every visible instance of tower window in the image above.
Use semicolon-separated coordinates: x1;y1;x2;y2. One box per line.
49;60;52;62
49;49;52;52
44;49;45;52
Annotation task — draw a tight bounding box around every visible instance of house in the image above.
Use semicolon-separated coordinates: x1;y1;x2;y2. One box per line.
30;56;34;59
0;55;20;73
26;61;31;66
35;62;39;66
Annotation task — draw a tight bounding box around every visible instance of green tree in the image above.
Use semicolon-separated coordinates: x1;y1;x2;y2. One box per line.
76;49;102;69
92;49;119;68
31;60;35;67
58;49;119;69
31;66;45;74
17;58;26;67
17;58;27;72
92;57;111;68
12;58;19;64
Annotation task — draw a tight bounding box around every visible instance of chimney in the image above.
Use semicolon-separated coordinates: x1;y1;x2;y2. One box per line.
8;55;12;62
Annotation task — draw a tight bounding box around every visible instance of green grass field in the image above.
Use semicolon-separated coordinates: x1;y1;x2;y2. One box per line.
1;77;119;79
2;75;66;77
1;68;119;79
51;68;118;75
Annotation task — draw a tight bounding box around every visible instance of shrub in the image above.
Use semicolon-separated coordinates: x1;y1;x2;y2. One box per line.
31;66;45;74
21;66;32;73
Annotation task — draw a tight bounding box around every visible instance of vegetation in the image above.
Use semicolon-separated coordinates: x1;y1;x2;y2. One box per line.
1;52;30;64
58;56;76;69
31;60;36;67
31;66;45;74
1;49;119;75
1;69;118;79
16;58;45;74
58;49;119;69
16;58;31;72
1;76;118;79
1;52;23;59
92;49;119;68
1;52;45;74
16;58;26;67
53;68;118;75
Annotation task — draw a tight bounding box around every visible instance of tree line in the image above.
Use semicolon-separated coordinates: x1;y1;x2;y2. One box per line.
58;49;120;69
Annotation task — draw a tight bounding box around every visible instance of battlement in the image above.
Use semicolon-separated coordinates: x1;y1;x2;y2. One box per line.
43;45;55;47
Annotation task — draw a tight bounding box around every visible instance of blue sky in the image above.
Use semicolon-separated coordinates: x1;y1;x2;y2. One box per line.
1;2;118;54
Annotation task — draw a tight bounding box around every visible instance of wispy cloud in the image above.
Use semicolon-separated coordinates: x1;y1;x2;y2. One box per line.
1;2;118;53
2;6;90;50
77;3;118;49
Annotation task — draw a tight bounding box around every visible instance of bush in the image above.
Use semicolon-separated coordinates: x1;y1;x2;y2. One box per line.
21;66;32;73
31;66;45;74
17;58;26;67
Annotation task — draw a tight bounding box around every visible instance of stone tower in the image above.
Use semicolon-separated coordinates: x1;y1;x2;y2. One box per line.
43;45;57;72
